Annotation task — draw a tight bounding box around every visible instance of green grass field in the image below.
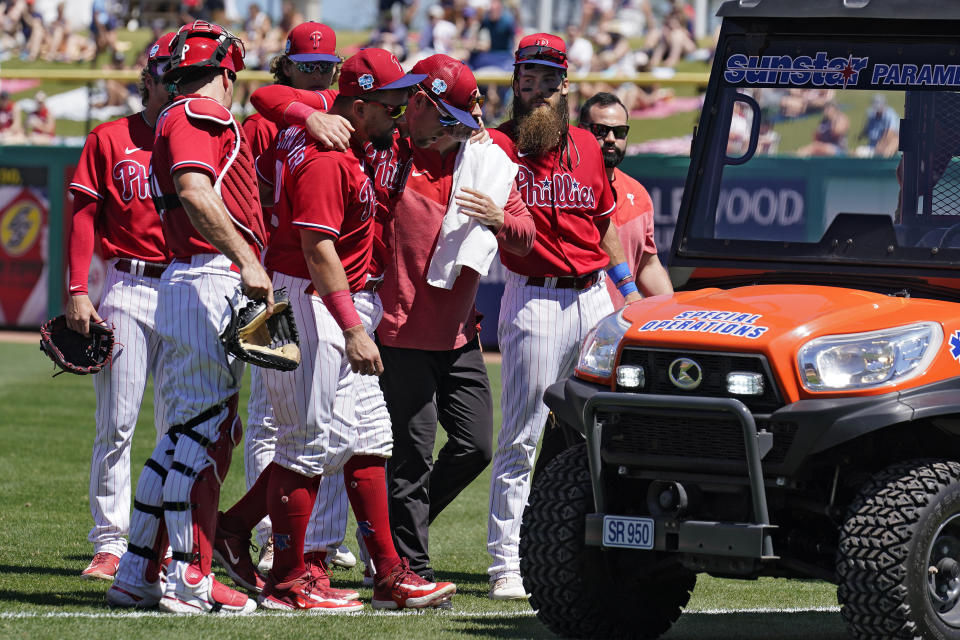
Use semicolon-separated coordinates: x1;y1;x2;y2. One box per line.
0;339;848;639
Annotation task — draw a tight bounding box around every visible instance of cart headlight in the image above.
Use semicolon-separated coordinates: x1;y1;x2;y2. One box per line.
798;323;942;391
576;308;631;378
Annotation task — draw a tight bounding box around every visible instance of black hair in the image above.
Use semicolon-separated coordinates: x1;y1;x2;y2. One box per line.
578;91;628;125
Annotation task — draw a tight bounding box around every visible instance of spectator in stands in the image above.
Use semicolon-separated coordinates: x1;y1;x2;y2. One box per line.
798;101;849;157
379;0;418;31
0;90;25;143
646;0;697;69
44;2;95;62
279;0;305;33
858;94;900;158
27;90;54;143
91;0;119;67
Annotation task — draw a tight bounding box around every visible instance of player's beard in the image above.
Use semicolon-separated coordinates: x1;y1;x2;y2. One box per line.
601;143;625;169
369;127;396;152
513;94;568;157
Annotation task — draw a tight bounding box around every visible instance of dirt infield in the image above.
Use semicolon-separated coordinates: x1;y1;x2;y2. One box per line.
0;330;39;344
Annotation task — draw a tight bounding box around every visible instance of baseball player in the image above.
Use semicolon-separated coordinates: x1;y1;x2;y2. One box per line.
375;54;535;582
240;20;356;574
107;20;268;614
578;91;673;303
66;32;175;582
485;33;642;600
217;48;456;611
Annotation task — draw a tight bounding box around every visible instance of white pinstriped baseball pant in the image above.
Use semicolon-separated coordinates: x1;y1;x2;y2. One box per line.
264;272;392;483
89;262;168;558
487;270;613;579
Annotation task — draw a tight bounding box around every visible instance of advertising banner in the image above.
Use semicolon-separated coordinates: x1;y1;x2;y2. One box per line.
0;165;49;327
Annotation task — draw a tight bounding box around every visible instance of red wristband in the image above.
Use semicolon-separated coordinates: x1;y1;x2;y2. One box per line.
284;102;317;127
320;290;362;331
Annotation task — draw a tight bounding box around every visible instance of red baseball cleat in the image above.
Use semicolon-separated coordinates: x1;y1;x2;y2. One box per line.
106;575;165;609
372;559;456;610
258;572;363;612
159;564;256;614
213;514;266;593
81;552;120;581
304;552;360;600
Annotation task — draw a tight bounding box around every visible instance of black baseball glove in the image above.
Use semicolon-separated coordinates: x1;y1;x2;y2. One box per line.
39;315;115;376
221;288;301;371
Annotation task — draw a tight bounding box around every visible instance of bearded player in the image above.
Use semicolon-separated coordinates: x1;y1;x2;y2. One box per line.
108;20;269;614
485;33;642;600
67;32;175;581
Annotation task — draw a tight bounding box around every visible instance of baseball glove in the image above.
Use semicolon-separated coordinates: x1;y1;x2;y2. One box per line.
221;288;301;371
39;315;115;376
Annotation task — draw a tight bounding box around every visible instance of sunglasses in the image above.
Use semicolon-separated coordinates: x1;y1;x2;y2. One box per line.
294;60;336;74
584;122;630;140
515;45;567;65
361;99;406;119
419;86;461;127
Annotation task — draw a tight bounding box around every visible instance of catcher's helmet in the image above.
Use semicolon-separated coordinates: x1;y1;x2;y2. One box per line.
163;20;245;83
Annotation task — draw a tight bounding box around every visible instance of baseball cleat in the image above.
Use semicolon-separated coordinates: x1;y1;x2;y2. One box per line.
82;552;120;581
372;558;456;610
304;552;361;600
489;574;529;600
258;572;363;612
106;576;165;609
326;544;357;569
362;564;374;587
257;538;274;573
159;564;256;614
213;513;266;593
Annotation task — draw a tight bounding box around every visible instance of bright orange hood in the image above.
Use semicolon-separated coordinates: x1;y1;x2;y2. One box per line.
620;284;957;401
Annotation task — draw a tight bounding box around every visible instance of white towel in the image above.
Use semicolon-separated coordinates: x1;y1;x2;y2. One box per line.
426;138;518;289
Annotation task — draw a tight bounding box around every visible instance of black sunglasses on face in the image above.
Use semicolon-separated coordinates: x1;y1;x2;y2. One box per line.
294;60;337;74
584;122;630;140
361;99;406;119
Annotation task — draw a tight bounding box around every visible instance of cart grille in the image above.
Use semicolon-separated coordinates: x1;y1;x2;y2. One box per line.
617;348;783;413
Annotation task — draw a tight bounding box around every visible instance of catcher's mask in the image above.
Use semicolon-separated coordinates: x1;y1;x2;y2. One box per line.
163;20;246;84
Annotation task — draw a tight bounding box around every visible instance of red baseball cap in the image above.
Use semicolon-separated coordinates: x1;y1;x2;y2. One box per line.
147;31;176;76
514;32;568;70
339;48;426;97
285;21;340;63
411;54;480;129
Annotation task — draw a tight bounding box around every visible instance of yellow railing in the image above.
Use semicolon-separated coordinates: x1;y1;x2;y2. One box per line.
0;67;711;88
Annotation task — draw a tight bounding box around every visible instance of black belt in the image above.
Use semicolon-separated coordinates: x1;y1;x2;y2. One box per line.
525;270;600;290
115;258;169;279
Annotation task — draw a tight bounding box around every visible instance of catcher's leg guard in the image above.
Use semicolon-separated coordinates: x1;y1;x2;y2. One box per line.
115;435;174;586
164;396;241;577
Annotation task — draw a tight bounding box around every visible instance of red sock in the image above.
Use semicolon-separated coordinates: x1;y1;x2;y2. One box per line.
344;455;401;577
220;462;276;534
266;463;319;584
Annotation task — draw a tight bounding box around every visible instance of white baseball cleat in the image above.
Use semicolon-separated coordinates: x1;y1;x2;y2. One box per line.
106;576;165;609
257;538;274;573
489;574;530;600
158;564;256;614
326;544;357;569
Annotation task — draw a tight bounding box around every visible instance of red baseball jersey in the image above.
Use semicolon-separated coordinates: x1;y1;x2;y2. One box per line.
490;123;615;277
606;168;658;306
378;144;534;350
150;95;266;258
263;125;377;291
69;113;169;263
249;84;337;126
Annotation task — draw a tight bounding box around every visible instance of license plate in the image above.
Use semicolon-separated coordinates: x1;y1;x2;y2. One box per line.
602;515;655;550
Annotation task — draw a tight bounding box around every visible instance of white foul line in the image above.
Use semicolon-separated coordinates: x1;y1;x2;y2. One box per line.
0;606;840;620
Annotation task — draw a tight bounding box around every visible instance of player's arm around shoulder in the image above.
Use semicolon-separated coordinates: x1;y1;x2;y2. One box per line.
299;228;383;376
